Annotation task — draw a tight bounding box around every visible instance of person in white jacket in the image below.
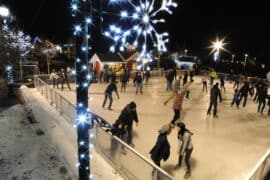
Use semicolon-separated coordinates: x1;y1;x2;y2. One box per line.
174;122;193;179
49;69;58;88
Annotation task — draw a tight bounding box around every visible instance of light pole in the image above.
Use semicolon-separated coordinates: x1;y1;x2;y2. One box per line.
0;6;10;18
0;6;14;95
210;37;226;62
243;53;248;73
232;54;235;61
0;6;11;32
184;49;188;57
70;0;93;179
230;54;235;73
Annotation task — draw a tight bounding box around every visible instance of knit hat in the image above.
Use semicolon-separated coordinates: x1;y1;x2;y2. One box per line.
158;124;171;134
176;122;185;129
129;101;137;109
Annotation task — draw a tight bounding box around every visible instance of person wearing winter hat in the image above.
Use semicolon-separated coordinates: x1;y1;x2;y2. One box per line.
150;124;171;167
174;122;193;179
116;101;138;147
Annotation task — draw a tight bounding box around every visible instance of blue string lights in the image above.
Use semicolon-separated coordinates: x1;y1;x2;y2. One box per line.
70;0;93;179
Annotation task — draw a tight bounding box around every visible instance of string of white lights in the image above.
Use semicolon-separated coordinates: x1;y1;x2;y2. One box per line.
70;0;93;179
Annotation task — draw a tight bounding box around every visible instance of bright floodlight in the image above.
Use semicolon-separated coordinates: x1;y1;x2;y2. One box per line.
214;41;222;50
0;6;10;17
209;37;228;55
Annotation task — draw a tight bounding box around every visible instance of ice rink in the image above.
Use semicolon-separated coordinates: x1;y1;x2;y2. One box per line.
54;75;270;180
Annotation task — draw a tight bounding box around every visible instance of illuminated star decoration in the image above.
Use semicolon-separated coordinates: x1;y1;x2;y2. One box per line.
209;37;229;61
104;0;178;68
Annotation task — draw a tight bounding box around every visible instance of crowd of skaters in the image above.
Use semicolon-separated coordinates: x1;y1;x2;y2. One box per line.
50;65;269;179
101;66;269;179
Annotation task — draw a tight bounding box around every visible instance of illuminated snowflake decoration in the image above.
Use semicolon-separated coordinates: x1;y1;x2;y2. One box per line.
104;0;177;63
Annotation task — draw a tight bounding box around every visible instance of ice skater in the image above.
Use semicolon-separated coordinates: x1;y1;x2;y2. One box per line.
231;89;240;108
174;122;193;179
164;82;192;124
257;85;268;114
116;101;138;146
150;124;171;167
207;83;222;118
133;72;143;94
239;81;253;107
102;80;120;110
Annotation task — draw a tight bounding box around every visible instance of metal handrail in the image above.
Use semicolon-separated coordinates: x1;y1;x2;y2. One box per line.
246;149;270;180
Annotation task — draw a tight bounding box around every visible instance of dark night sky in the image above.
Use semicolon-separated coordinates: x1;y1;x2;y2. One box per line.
1;0;269;65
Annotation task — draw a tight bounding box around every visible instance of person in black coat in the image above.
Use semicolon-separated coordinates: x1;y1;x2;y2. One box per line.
257;86;268;114
207;83;222;118
183;71;188;86
102;80;120;110
150;124;171;167
239;81;253;107
106;120;128;157
116;101;138;146
267;95;270;115
253;81;264;102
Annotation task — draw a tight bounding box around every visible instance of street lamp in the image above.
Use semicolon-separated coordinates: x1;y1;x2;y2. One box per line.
70;1;93;179
0;6;14;96
210;37;227;61
184;49;188;57
232;54;235;61
0;6;10;17
243;53;248;73
0;6;10;31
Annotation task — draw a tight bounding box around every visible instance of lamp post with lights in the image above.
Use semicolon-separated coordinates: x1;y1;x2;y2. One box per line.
0;6;14;96
184;49;188;57
70;1;93;179
210;38;227;62
243;53;248;73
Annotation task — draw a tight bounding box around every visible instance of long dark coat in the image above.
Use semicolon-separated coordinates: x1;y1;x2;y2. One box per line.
150;133;170;164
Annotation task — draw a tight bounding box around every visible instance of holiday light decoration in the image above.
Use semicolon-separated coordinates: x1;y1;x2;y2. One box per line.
104;0;178;66
70;0;93;179
7;31;32;57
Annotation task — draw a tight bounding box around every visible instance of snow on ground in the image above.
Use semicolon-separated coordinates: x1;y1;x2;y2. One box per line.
55;75;270;180
20;87;124;180
0;104;74;180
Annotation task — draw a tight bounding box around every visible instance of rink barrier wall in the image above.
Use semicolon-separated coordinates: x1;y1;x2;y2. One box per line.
246;149;270;180
34;75;174;180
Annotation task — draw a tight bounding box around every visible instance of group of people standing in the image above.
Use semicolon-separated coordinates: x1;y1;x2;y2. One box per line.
49;68;71;90
150;122;193;179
